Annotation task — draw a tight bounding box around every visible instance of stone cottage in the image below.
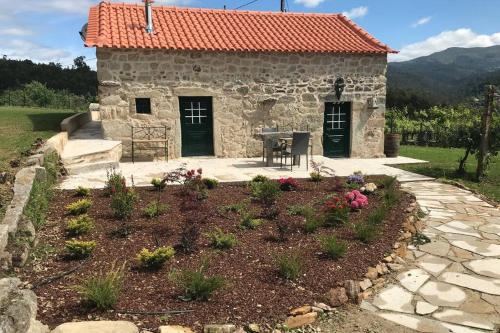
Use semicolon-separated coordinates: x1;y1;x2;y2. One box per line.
84;1;395;159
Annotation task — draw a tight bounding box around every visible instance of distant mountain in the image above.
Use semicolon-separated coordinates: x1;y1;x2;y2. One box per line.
387;45;500;108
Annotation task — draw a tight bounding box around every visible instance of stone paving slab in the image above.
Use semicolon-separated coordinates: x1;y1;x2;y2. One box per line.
368;181;500;332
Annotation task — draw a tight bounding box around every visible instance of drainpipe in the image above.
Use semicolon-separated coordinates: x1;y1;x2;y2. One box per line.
144;0;154;34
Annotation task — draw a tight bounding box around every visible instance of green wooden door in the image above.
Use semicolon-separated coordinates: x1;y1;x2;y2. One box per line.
180;97;214;157
323;102;351;157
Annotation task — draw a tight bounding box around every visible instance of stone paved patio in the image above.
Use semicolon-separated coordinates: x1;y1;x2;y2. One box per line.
59;155;431;189
364;181;500;333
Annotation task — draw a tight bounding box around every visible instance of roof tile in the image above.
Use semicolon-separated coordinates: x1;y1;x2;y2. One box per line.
85;1;396;54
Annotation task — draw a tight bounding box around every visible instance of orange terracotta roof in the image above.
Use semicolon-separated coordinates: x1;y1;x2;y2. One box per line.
85;1;396;54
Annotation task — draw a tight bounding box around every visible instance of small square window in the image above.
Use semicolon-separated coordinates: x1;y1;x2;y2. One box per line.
135;98;151;114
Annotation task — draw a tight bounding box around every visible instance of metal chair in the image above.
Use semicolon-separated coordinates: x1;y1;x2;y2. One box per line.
262;127;279;162
280;132;311;171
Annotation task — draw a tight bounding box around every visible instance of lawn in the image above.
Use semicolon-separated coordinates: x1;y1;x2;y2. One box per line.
0;106;75;170
397;145;500;203
0;106;75;221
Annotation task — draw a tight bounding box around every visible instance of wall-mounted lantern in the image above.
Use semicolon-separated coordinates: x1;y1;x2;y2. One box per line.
334;77;345;101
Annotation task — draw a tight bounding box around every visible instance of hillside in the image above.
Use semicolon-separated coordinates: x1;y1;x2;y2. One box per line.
387;45;500;108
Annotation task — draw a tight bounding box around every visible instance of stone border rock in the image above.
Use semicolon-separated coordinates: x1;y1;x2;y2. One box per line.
0;166;44;269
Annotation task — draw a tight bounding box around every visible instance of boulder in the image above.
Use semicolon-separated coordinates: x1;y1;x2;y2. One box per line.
159;326;195;333
289;305;311;316
203;324;237;333
0;278;49;333
284;312;318;329
51;321;138;333
325;287;348;307
365;267;378;280
343;280;360;301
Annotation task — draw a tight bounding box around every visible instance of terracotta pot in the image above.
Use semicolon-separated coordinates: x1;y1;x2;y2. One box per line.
384;133;400;158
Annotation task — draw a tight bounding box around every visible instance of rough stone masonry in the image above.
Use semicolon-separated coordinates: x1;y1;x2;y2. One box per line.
96;48;387;159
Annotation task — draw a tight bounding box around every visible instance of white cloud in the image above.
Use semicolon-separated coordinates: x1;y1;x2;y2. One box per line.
411;16;431;28
0;27;34;36
0;0;94;15
0;0;191;16
0;38;73;64
294;0;326;7
390;28;500;62
342;6;368;19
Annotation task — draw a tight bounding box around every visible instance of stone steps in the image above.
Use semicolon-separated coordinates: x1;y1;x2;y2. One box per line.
65;160;120;175
60;121;123;175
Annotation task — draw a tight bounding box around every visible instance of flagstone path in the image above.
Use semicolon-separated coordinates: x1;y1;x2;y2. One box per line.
364;181;500;333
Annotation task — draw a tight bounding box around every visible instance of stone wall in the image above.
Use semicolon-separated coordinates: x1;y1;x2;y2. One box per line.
96;48;387;159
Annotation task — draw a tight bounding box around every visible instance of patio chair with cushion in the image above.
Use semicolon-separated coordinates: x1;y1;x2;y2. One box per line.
280;131;310;171
262;127;280;162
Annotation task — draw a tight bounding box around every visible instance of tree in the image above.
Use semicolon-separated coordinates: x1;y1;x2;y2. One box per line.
73;56;90;71
476;85;498;180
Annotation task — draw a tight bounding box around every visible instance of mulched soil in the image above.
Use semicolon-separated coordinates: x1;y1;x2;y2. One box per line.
19;176;412;332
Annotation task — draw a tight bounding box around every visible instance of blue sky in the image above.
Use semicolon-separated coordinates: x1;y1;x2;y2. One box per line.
0;0;499;68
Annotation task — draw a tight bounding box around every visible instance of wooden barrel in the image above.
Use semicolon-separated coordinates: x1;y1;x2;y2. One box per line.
384;133;401;157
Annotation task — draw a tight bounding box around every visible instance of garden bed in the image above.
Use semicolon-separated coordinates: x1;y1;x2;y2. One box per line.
20;175;412;331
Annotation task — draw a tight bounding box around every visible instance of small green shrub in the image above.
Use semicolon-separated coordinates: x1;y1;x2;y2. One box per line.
412;232;431;246
136;246;175;269
65;240;96;258
380;176;397;190
75;263;125;310
345;182;362;190
250;180;281;204
218;202;247;214
151;178;166;191
202;178;219;189
42;151;59;184
353;221;378;243
320;235;347;260
169;260;225;301
206;228;237;249
309;171;323;182
277;251;302;281
66;199;92;215
367;206;388;225
75;186;90;197
24;179;52;229
67;215;94;236
111;189;137;220
384;189;400;207
287;204;313;217
304;213;323;233
143;200;169;218
251;175;269;183
105;168;126;196
240;211;263;230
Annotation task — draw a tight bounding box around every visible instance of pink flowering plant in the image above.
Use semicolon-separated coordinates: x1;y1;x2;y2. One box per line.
162;164;207;200
345;190;369;210
278;177;299;191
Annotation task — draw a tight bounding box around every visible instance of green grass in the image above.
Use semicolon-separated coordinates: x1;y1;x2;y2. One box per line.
0;106;75;170
397;145;500;202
